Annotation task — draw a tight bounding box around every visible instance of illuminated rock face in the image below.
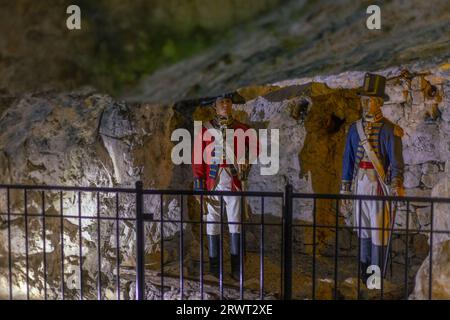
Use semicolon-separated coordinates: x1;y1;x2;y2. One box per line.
410;168;450;300
410;240;450;299
0;63;449;299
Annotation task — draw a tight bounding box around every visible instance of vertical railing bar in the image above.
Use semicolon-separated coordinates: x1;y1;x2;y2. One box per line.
41;191;47;300
179;194;184;300
260;196;265;301
404;201;410;299
219;196;224;299
312;198;317;300
334;198;339;300
280;195;284;298
240;195;244;300
115;192;121;301
60;191;65;300
357;199;362;300
96;192;102;300
429;201;434;300
7;187;13;300
135;181;145;301
386;202;392;279
385;200;392;278
380;199;386;300
280;200;284;298
24;189;30;300
199;194;204;300
78;191;83;300
160;193;164;300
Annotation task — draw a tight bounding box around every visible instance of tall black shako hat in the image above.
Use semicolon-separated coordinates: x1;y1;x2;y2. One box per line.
357;73;390;101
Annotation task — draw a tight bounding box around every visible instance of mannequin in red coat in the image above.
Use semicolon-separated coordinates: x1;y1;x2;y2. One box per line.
192;96;257;280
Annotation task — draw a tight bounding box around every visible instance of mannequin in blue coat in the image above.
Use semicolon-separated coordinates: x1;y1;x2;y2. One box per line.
340;73;405;285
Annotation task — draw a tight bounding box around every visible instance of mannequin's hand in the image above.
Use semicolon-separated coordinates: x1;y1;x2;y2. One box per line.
340;198;353;215
341;199;351;208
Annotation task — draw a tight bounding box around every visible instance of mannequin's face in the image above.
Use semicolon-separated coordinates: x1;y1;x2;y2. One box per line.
215;98;233;116
361;96;383;117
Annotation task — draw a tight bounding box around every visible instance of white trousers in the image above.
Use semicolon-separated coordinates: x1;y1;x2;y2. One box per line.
206;169;241;235
354;168;390;246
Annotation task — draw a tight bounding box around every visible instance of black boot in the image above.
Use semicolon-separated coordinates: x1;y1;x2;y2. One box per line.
230;233;241;281
209;257;219;278
208;235;220;278
359;238;372;286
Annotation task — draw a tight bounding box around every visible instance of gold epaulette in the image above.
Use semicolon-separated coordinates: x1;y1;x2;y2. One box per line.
383;117;404;138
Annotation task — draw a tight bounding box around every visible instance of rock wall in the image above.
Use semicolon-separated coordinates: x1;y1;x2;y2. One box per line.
410;162;450;299
0;62;449;299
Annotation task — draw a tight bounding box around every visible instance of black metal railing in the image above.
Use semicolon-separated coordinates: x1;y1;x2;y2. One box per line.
290;192;450;300
0;182;448;300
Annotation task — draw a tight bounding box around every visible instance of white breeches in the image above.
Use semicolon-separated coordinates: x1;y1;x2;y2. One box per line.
354;168;391;246
206;169;241;235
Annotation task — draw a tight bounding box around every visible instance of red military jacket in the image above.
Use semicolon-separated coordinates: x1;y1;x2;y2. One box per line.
192;118;259;191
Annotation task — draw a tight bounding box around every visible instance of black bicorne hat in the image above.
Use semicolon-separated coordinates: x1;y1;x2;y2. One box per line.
357;73;390;101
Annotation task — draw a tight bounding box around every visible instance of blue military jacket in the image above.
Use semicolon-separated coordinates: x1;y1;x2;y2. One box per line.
341;117;404;188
